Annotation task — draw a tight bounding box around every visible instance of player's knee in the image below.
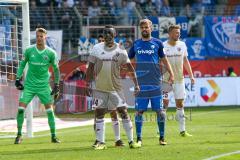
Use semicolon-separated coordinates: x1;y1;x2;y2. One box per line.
95;108;106;119
19;102;27;108
163;99;169;109
44;104;52;110
135;110;144;116
157;110;166;121
110;110;118;121
176;100;184;108
117;107;129;119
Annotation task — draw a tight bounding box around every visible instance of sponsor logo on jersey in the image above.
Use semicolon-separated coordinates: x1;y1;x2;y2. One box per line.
137;49;154;55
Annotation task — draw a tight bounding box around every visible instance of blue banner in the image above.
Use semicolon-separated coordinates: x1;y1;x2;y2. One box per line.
185;38;207;60
205;16;240;57
176;16;188;39
148;16;159;38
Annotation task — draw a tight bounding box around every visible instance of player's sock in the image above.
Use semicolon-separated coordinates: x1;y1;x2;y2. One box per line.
112;119;120;141
16;107;25;136
96;118;105;143
157;110;166;139
135;113;143;139
176;108;185;132
46;108;56;138
122;118;133;142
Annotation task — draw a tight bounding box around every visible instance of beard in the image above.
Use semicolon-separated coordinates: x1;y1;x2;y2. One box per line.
141;31;150;39
104;36;114;47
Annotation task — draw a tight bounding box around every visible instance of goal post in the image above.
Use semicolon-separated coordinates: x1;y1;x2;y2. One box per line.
0;0;33;137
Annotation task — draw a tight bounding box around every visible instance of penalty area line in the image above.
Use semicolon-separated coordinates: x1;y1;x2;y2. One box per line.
203;150;240;160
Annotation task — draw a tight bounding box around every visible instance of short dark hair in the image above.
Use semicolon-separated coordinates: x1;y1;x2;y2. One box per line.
168;25;181;33
98;34;104;39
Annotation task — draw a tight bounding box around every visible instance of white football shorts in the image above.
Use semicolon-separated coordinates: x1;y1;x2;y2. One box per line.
162;82;185;100
92;90;127;110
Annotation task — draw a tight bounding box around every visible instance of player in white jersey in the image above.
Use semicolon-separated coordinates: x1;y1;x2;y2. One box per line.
85;25;141;150
162;25;195;137
92;34;125;147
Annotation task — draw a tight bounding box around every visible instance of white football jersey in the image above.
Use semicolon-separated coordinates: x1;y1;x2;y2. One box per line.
88;42;130;92
163;40;188;83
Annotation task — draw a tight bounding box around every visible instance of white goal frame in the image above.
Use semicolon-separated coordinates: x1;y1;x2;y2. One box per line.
1;0;33;137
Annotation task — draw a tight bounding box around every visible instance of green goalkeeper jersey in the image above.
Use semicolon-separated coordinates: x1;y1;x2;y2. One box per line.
16;45;60;88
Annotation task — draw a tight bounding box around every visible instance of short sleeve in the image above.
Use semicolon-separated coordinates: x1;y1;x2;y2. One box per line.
158;41;165;58
128;44;135;59
88;45;97;63
119;50;130;65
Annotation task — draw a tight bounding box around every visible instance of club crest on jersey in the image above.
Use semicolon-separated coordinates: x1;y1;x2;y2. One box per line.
177;47;181;52
43;55;49;61
151;45;155;49
101;52;105;55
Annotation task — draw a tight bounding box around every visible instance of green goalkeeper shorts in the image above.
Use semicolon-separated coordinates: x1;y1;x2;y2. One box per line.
19;86;53;105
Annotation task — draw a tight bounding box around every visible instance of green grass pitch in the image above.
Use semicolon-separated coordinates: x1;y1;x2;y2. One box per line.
0;106;240;160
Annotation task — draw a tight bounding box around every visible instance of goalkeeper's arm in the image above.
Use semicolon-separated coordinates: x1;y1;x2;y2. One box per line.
50;53;60;100
16;50;29;80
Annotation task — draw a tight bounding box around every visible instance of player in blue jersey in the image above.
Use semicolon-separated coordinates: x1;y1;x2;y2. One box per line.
128;19;174;146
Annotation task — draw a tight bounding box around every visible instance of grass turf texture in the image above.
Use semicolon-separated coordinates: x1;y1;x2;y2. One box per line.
0;106;239;160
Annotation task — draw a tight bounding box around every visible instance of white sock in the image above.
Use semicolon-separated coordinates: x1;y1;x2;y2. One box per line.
122;119;133;142
96;118;105;143
176;108;185;132
112;120;120;142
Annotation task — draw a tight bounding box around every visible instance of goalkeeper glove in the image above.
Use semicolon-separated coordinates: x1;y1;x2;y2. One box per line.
15;79;24;90
51;83;60;100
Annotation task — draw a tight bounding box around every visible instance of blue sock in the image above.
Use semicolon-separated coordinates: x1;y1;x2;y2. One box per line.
157;111;166;139
135;113;143;138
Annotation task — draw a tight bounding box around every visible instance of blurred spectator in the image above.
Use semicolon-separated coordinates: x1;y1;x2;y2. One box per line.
187;0;204;37
160;0;171;16
141;0;155;16
104;0;117;24
124;38;133;52
225;0;240;15
169;0;185;15
227;67;237;77
29;1;50;30
202;0;216;15
36;0;51;7
179;0;193;17
59;0;74;53
88;0;101;25
115;0;129;25
76;0;88;16
97;34;104;43
126;0;137;25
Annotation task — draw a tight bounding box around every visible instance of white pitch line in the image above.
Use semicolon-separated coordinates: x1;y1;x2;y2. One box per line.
203;150;240;160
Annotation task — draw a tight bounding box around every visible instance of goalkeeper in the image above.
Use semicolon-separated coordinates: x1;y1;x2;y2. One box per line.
14;27;60;144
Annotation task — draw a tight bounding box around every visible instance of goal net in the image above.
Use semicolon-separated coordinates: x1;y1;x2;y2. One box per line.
0;0;38;138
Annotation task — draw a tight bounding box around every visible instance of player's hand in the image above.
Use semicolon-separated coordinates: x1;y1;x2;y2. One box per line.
168;74;174;85
190;77;195;85
15;79;24;90
134;85;140;96
51;83;60;100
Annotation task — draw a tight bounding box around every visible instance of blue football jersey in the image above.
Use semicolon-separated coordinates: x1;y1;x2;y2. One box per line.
129;38;165;97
